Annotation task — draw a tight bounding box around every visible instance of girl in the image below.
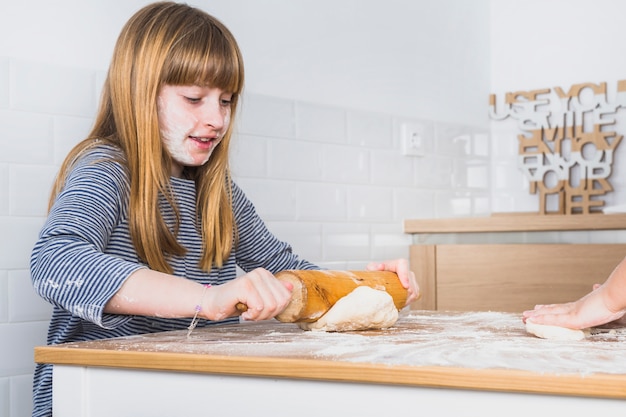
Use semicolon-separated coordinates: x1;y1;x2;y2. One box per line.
30;2;418;416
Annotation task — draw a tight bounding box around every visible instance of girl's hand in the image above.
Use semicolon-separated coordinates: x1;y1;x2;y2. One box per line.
366;258;420;305
204;268;293;321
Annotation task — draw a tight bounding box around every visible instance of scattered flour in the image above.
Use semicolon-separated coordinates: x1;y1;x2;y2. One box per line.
64;311;626;376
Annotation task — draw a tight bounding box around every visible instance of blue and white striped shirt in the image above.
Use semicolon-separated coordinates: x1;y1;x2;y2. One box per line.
30;144;317;416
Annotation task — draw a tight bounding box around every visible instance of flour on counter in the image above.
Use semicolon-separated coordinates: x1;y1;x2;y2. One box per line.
64;311;626;376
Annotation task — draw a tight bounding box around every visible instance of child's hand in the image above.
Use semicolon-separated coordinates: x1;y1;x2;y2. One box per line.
366;258;420;305
205;268;293;321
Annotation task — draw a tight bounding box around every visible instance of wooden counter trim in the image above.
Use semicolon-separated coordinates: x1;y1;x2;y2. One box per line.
35;346;626;400
404;213;626;234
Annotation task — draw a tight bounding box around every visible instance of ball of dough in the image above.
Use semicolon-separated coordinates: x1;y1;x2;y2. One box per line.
299;286;399;332
525;320;588;341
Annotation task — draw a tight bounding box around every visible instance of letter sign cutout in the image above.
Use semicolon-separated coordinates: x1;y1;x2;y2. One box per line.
489;81;626;214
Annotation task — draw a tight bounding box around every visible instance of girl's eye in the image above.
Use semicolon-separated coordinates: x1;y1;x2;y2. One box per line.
185;97;201;104
220;94;233;106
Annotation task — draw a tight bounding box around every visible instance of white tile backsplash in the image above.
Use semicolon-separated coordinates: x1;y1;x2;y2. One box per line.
268;139;323;180
347;185;394;222
0;328;30;377
435;191;474;218
11;59;97;117
494;160;527;190
238;93;296;138
473;132;490;157
347;110;393;148
265;221;323;261
491;125;519;157
0;164;8;215
322;223;371;261
53;115;93;165
230;134;268;178
321;145;370;184
0;216;45;269
370;150;414;187
436;123;473;156
414;155;453;189
295;101;346;143
495;191;539;213
0;58;8;110
11;374;36;417
296;182;348;221
370;223;412;261
8;269;52;322
0;378;8;416
454;159;490;189
0;321;48;376
394;189;435;220
0;110;54;164
0;270;7;323
473;195;491;215
9;164;56;217
236;178;297;221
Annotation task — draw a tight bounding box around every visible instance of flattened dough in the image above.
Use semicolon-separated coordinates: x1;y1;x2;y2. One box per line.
299;286;399;332
525;320;589;341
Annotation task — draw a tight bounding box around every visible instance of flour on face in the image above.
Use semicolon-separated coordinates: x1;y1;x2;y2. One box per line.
157;85;229;173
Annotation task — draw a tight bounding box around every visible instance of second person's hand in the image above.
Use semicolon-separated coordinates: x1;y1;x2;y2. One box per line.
522;285;626;330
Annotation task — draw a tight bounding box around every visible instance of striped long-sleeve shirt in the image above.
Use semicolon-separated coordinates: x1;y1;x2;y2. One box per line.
30;144;318;417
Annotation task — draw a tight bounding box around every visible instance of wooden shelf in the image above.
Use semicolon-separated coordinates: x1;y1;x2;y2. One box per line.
404;213;626;234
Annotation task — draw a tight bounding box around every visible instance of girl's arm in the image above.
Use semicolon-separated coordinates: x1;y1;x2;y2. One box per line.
105;267;293;322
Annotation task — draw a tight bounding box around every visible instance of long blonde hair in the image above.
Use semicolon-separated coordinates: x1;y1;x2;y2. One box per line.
49;2;245;274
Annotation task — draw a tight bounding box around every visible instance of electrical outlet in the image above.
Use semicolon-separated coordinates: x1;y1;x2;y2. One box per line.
401;122;426;156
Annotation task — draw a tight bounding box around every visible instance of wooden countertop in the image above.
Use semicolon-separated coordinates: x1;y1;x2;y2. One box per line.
404;213;626;234
35;311;626;399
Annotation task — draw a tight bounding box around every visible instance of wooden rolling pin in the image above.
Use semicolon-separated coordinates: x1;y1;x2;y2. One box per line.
236;270;408;323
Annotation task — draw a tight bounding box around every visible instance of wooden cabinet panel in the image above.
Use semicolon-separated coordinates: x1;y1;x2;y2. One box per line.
434;244;626;313
409;245;436;310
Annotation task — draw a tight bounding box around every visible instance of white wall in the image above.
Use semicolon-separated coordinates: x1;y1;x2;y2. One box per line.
203;0;491;126
0;0;491;126
489;0;626;213
0;1;490;415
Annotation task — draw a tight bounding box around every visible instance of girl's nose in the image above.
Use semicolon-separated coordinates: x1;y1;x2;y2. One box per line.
201;100;226;131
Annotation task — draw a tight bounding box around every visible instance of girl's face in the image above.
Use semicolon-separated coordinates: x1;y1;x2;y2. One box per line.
157;84;232;177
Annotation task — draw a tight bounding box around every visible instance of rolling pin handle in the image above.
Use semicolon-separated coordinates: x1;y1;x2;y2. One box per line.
236;302;248;313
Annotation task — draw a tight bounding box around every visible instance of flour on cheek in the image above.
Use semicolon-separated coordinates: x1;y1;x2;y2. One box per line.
158;97;204;166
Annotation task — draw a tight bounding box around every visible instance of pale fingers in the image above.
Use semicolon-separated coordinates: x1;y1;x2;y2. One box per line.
366;259;419;305
238;268;292;321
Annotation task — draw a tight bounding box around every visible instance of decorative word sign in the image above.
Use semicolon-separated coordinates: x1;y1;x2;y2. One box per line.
489;81;626;215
